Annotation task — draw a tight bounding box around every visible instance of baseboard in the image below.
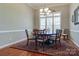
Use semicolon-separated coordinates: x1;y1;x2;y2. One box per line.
0;38;27;49
70;30;79;47
70;38;79;47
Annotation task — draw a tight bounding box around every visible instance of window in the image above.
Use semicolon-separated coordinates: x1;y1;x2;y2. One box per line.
47;17;53;33
54;13;61;32
40;17;45;30
40;10;61;33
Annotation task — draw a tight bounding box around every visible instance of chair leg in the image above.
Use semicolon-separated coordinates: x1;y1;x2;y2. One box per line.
54;40;56;45
26;39;29;46
67;35;68;40
42;42;44;51
35;38;39;50
55;40;57;49
59;40;61;47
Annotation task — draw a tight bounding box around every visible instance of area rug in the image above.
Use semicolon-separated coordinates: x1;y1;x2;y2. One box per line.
11;40;79;56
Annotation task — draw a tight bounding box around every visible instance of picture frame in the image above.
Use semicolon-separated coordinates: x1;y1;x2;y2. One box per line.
72;14;74;22
74;6;79;25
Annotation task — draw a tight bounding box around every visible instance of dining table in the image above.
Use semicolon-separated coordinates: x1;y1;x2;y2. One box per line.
34;32;57;50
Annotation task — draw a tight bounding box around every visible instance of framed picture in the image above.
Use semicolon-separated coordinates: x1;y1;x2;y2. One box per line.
74;6;79;25
72;15;74;22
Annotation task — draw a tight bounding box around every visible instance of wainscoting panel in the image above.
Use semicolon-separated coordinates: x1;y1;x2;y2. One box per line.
0;30;27;49
70;30;79;47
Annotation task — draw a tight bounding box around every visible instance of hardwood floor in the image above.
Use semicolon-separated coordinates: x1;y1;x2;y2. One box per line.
0;47;47;56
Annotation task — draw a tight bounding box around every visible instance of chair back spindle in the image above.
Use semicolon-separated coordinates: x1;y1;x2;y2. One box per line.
25;29;29;39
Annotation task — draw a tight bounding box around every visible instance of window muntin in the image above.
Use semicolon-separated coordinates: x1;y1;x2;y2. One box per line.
40;10;61;33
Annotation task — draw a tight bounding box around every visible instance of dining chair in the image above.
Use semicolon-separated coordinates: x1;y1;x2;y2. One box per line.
34;29;47;51
61;29;69;40
55;29;62;45
25;29;35;46
50;29;62;48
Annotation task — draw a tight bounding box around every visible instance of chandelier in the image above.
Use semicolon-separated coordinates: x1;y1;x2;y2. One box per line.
40;8;51;14
40;7;56;15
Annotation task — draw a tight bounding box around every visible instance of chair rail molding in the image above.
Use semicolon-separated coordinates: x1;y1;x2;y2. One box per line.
0;30;25;34
70;30;79;32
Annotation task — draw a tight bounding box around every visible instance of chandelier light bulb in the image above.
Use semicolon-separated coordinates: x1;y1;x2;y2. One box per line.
40;9;43;12
48;10;51;13
44;8;49;12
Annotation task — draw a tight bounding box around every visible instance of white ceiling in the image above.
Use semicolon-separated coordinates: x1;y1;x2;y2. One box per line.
26;3;70;9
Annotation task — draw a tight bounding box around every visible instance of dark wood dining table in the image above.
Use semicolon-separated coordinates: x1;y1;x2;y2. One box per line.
35;32;56;50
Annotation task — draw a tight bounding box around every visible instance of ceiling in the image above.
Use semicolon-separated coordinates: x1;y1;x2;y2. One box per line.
26;3;70;9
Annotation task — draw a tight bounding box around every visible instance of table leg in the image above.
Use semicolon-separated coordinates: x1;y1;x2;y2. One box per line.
42;35;45;51
67;35;68;39
35;37;38;50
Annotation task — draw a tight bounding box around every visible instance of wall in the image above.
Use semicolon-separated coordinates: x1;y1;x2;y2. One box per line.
70;3;79;47
34;5;70;29
33;9;40;29
0;4;34;48
50;5;70;30
34;4;70;35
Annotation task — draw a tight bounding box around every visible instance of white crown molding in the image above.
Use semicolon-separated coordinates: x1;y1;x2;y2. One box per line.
27;3;70;9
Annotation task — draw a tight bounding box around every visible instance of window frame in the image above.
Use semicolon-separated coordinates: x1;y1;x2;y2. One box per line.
39;11;61;33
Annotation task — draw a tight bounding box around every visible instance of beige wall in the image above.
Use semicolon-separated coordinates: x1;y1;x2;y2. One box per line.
70;3;79;47
0;4;34;34
33;9;40;29
34;4;70;30
0;4;34;48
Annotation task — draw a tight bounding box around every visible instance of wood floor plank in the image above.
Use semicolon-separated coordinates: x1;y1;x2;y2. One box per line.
0;48;47;56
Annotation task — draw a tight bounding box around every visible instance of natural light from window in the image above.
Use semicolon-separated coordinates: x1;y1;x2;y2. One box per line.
40;9;61;33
